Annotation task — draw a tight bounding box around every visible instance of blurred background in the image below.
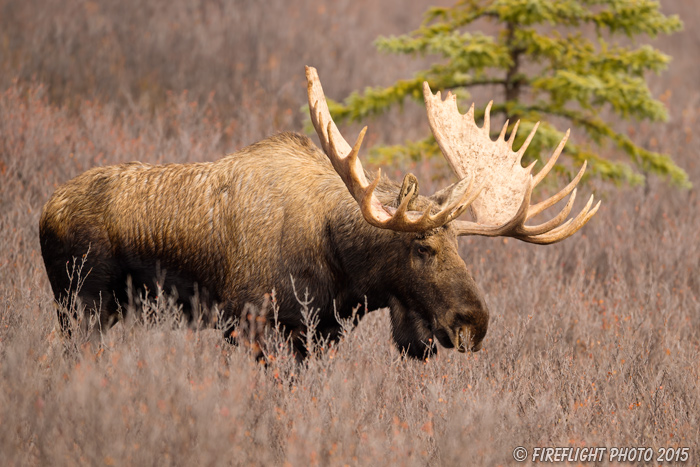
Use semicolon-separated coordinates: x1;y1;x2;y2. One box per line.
1;0;696;182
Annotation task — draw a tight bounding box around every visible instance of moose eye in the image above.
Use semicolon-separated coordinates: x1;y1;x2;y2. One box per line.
416;245;431;256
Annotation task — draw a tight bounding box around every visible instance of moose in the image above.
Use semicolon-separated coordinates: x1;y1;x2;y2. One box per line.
40;66;599;358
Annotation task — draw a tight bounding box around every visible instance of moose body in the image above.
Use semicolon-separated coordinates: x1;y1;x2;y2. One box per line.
41;132;485;357
40;67;598;358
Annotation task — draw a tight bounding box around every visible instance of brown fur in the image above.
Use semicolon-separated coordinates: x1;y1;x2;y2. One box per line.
40;132;489;358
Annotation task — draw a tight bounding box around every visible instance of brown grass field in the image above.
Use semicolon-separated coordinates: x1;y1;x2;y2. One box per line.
1;0;698;465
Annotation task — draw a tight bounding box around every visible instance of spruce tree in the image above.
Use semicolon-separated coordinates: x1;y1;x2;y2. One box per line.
329;0;688;187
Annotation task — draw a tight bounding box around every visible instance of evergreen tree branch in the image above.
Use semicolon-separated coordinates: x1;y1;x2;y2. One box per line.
321;0;689;188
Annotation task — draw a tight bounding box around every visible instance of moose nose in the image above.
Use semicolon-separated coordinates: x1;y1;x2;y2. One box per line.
454;310;488;352
454;325;482;352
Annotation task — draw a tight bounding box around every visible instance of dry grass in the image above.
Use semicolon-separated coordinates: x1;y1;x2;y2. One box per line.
1;0;699;465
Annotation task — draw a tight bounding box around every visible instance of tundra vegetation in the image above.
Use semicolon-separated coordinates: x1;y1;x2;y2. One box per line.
0;0;699;465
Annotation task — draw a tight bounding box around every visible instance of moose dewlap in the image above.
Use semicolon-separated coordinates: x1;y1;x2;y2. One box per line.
39;66;599;359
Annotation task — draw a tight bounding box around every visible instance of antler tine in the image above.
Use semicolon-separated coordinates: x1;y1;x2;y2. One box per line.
519;196;600;244
483;101;492;134
527;160;587;220
382;175;418;223
516;122;540;164
519;188;577;236
325;120;369;200
306;66;480;233
523;196;596;244
507;120;520;150
533;129;570;187
498;119;509;141
380;173;480;232
307;70;352;164
422;80;599;242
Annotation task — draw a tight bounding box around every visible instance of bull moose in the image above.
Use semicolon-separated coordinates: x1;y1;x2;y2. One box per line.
39;66;599;358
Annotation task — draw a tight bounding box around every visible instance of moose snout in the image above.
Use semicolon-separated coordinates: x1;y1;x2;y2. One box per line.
452;305;489;352
453;324;483;352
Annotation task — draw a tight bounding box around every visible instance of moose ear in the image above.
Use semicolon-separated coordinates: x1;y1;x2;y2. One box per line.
429;178;471;211
396;173;420;210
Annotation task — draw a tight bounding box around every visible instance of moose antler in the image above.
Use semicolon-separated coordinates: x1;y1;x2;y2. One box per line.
423;83;600;244
306;66;481;232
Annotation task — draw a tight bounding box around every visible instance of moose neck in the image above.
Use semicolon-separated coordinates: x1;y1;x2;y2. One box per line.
324;181;408;316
